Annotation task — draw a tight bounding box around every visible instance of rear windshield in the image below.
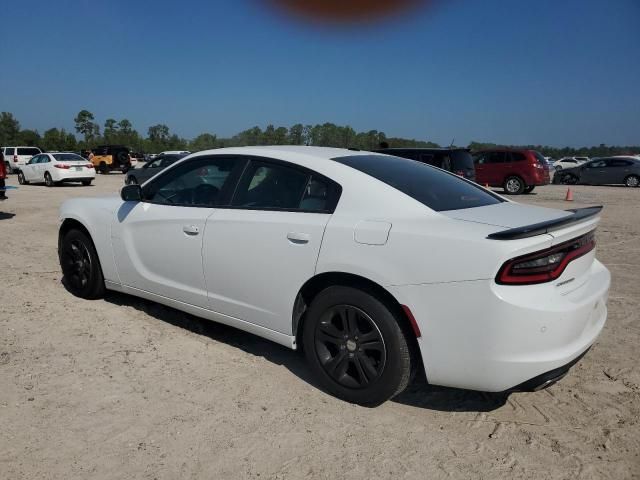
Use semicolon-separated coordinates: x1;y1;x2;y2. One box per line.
17;147;41;156
53;153;86;162
332;154;503;212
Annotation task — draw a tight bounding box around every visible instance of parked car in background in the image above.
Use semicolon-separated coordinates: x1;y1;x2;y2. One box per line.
373;148;476;181
2;146;42;173
158;150;191;156
124;153;188;184
0;150;6;200
473;149;550;194
91;145;132;174
554;157;589;171
554;157;640;187
59;146;609;406
18;152;95;187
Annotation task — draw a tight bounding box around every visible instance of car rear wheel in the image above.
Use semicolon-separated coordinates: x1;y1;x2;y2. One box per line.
59;229;105;299
504;176;525;195
524;185;535;193
302;286;413;406
17;171;28;185
44;172;55;187
99;162;109;175
625;175;639;188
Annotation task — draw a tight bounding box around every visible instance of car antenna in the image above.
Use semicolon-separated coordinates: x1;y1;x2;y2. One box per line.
449;138;455;148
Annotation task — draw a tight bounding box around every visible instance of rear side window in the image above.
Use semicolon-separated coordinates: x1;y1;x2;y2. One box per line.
510;152;526;162
233;161;310;210
487;152;506;163
17;147;41;156
609;159;634;167
332;154;503;212
4;148;15;156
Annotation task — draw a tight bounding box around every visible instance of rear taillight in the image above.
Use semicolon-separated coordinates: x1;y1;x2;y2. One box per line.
13;155;18;162
54;164;70;169
496;231;596;285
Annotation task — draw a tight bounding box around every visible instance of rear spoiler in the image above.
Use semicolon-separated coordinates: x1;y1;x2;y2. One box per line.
487;206;603;240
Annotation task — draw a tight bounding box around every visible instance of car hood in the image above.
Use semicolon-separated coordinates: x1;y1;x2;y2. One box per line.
441;202;571;229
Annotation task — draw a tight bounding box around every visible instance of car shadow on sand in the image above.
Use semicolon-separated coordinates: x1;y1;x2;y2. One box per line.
103;290;508;412
0;211;16;220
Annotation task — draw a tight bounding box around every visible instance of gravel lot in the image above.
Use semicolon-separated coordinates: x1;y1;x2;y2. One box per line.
1;174;638;479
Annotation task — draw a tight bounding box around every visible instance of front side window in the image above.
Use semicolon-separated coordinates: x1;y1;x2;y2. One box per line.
27;155;40;165
333;154;503;212
587;160;607;168
143;156;239;207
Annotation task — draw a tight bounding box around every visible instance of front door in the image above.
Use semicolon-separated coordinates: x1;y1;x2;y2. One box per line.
111;155;244;308
581;159;607;184
22;155;41;181
203;159;336;334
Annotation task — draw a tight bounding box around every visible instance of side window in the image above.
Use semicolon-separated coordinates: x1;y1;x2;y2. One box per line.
587;160;607;168
41;155;50;163
510;152;526;162
419;153;435;165
143;157;239;207
300;176;331;212
232;161;310;210
28;155;40;165
609;159;633;167
5;148;15;156
473;153;486;164
487;152;506;164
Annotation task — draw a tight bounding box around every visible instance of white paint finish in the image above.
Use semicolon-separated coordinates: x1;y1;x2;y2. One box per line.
111;202;212;308
354;220;392;245
202;209;331;334
59;146;611;393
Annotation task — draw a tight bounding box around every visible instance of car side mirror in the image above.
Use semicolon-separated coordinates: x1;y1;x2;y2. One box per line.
121;184;142;202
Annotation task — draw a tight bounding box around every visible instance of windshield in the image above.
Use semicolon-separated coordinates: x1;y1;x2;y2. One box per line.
53;153;86;162
332;154;503;212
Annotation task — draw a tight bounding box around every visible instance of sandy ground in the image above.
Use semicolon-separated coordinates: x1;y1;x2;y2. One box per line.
0;173;638;479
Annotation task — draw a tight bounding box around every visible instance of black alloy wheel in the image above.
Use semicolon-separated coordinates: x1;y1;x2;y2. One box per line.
59;229;105;299
314;305;386;389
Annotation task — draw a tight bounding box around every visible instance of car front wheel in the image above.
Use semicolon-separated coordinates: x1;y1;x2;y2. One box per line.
302;286;413;406
17;171;28;185
59;229;105;299
44;172;55;187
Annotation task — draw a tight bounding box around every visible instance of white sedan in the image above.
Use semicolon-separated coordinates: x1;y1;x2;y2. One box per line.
554;157;588;171
58;146;610;405
19;152;96;187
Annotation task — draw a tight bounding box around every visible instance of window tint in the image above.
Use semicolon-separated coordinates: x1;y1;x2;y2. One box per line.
143;157;238;207
39;155;50;163
332;154;503;212
233;161;309;210
566;159;577;164
587;160;607;168
300;177;331;211
52;153;85;162
487;152;506;164
510;152;526;162
28;155;40;165
17;147;41;156
609;159;633;167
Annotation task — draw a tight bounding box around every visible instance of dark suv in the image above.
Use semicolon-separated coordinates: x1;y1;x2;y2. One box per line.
373;148;476;181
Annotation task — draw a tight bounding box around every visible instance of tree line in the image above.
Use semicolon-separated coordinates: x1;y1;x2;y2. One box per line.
0;110;637;158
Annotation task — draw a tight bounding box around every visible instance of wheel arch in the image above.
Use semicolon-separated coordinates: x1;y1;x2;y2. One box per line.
58;217;94;253
292;271;423;372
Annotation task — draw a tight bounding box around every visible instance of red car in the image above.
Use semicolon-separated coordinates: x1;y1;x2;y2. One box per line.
473;149;551;194
0;150;6;200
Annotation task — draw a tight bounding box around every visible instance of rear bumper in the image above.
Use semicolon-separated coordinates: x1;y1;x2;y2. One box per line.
51;169;96;182
388;259;610;392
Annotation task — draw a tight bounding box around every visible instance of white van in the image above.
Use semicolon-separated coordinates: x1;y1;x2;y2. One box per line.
2;146;42;173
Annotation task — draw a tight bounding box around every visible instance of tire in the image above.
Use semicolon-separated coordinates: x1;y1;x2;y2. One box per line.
302;286;413;406
81;180;92;186
44;172;55;187
524;185;535;193
99;162;109;175
624;175;639;188
504;176;525;195
17;171;28;185
59;229;105;299
555;165;562;171
560;174;578;185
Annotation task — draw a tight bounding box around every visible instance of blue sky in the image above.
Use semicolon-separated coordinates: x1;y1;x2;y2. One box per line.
1;0;638;147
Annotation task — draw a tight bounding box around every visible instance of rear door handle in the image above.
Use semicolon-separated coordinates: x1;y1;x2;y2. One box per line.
287;232;310;244
183;225;200;235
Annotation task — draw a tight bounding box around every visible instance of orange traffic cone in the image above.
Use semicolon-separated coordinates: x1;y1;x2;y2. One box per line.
565;188;573;201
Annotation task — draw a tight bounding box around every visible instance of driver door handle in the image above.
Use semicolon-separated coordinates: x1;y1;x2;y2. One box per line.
183;225;200;235
287;232;310;244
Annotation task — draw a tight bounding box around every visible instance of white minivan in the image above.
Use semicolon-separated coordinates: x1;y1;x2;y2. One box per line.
2;146;42;173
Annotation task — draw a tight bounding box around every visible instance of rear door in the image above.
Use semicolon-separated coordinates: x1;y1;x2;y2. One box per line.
606;158;635;184
202;158;338;334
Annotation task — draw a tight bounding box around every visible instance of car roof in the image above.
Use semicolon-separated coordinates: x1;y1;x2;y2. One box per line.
375;147;470;152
